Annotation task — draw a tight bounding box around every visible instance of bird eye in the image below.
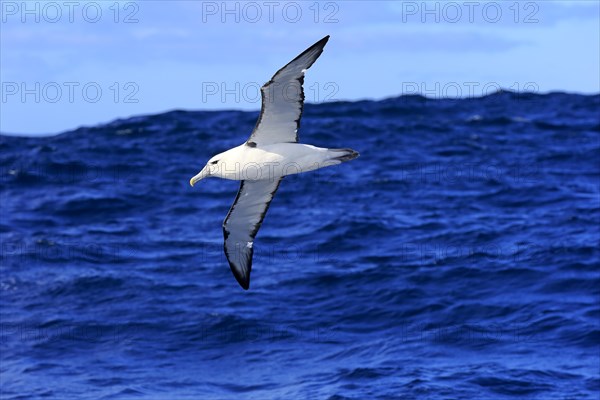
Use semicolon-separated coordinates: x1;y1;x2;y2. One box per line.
210;160;219;165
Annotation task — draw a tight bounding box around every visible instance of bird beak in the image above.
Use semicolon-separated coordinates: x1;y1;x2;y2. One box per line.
190;167;208;187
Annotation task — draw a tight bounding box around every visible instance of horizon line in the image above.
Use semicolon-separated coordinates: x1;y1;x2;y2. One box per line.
1;89;599;138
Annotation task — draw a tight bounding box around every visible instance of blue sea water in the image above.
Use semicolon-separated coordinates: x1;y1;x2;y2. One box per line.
1;92;599;399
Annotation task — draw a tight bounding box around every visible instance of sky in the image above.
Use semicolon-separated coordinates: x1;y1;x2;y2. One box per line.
1;0;599;135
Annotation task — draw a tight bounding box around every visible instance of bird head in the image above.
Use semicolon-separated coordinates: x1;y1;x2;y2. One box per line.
189;155;221;187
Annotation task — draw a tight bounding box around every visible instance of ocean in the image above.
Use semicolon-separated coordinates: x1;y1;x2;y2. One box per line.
1;91;599;399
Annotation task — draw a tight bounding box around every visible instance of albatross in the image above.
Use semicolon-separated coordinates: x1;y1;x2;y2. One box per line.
190;35;359;290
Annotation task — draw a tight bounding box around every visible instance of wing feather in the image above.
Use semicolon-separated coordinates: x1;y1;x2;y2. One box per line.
222;178;283;289
247;35;329;146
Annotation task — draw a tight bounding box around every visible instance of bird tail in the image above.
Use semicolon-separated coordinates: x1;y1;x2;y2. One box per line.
328;148;359;163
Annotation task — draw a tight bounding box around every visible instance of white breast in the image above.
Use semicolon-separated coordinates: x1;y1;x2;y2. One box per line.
215;143;332;181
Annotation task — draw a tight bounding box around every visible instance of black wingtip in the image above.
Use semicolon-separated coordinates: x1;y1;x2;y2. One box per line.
294;35;330;64
228;261;251;290
315;35;330;49
230;267;250;290
237;277;250;291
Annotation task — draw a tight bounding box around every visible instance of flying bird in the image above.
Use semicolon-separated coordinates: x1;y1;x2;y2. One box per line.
190;35;359;290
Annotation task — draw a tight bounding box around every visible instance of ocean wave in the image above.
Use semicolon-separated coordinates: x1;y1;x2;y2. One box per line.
1;93;598;399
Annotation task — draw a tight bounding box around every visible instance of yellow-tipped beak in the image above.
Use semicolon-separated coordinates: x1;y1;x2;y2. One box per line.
190;168;208;187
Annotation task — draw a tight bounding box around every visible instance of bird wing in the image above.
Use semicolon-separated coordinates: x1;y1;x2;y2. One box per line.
246;35;330;146
222;178;283;289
